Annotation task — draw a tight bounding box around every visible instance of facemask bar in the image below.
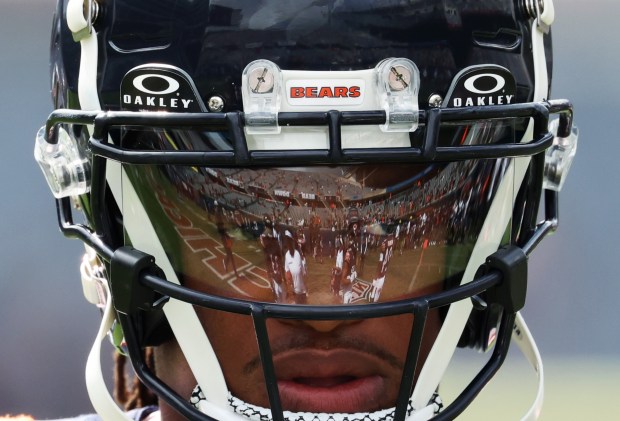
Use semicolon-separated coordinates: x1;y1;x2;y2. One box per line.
40;97;574;246
41;100;568;170
37;98;570;261
109;242;522;421
53;168;559;421
41;101;573;421
54;186;550;421
40;98;573;260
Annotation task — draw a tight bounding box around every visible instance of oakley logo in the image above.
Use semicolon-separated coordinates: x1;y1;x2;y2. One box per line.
122;70;197;110
446;66;516;109
121;65;206;112
133;74;180;95
463;73;506;95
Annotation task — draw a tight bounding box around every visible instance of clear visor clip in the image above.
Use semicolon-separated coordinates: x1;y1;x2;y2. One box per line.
242;60;283;135
375;58;420;133
34;125;91;198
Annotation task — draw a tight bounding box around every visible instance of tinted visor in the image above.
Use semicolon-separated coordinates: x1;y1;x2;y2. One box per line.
120;120;520;306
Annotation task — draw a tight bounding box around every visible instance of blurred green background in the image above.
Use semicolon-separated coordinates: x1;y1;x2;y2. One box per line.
1;0;618;419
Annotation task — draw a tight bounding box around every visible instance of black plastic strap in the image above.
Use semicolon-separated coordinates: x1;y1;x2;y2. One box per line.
110;246;169;315
486;245;528;314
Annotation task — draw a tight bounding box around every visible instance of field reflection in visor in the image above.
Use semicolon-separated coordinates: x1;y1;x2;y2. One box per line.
125;155;511;306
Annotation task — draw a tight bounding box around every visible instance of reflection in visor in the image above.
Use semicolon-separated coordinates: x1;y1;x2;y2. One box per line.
122;119;518;306
125;162;511;307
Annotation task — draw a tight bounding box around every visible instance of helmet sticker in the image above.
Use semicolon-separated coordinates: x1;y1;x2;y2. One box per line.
442;65;516;108
286;79;365;106
121;64;206;112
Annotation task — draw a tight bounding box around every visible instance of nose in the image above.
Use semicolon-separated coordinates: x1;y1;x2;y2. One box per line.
300;319;349;332
280;318;362;333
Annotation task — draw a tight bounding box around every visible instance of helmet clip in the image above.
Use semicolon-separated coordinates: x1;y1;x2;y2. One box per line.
375;58;420;133
521;0;555;32
34;125;91;198
242;60;283;135
485;246;528;314
67;0;100;42
110;246;170;316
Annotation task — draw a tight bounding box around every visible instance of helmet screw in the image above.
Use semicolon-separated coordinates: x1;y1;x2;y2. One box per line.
248;66;275;94
207;96;225;112
428;94;443;108
387;65;411;91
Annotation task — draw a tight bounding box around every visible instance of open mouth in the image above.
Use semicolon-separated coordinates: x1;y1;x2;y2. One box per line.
277;375;386;413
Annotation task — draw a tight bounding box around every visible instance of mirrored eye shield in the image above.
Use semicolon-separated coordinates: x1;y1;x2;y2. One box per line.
42;99;573;166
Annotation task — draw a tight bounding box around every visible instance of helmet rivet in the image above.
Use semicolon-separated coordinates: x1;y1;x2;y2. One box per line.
248;66;275;94
428;94;443;108
387;65;411;91
207;96;225;112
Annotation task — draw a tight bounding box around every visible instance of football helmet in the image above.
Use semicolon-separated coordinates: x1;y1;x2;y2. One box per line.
35;0;578;420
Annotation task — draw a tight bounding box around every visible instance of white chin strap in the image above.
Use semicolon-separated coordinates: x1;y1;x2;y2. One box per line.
513;313;545;421
81;254;132;421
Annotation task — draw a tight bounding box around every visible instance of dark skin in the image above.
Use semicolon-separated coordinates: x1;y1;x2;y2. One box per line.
154;305;441;420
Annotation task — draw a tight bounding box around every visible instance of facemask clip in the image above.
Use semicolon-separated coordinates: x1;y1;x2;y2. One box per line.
242;60;283;135
375;58;420;133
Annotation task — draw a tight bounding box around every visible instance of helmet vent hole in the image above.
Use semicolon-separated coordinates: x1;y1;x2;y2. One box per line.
472;28;522;52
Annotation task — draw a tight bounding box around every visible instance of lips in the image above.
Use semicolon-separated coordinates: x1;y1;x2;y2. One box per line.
273;348;397;413
292;375;357;388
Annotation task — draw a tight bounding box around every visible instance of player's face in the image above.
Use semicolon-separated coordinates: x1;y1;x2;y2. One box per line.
156;302;442;418
124;139;513;417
